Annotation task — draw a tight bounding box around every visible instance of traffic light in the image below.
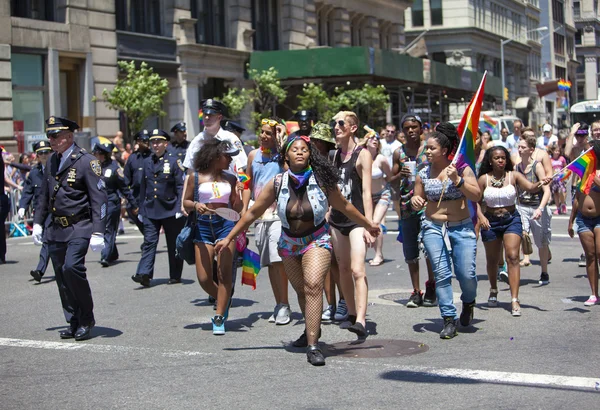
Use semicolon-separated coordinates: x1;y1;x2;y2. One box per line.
504;87;509;101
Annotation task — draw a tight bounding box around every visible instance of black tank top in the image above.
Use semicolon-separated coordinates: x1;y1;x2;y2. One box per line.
330;146;365;227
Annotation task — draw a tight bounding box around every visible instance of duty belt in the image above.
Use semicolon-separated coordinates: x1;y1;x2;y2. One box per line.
52;212;90;227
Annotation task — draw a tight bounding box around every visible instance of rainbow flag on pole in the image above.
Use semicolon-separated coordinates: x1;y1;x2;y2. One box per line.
482;113;498;131
198;109;204;126
241;248;260;290
566;148;598;194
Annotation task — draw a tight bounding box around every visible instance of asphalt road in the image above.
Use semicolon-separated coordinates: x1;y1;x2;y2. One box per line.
1;211;599;409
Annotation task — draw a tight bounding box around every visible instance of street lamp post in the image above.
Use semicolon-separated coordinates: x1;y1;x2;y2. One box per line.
501;26;548;113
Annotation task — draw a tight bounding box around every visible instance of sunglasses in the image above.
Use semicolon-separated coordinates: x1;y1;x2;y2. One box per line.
261;119;278;127
336;120;345;128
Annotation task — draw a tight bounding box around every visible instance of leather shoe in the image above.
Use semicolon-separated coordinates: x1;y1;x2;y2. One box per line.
59;322;78;339
74;321;95;341
100;259;110;267
30;270;43;283
168;278;181;284
140;274;151;287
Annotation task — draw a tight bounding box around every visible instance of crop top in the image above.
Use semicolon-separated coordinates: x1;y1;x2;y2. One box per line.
419;165;464;202
197;181;231;204
372;166;384;180
483;172;517;208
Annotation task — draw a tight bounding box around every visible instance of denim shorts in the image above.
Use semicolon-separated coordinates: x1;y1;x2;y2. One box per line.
194;214;235;246
399;212;422;263
481;210;523;242
576;212;600;234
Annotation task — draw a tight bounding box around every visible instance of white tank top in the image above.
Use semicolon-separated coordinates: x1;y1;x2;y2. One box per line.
197;181;231;204
483;172;517;208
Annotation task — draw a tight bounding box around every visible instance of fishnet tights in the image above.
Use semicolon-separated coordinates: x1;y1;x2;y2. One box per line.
282;246;331;346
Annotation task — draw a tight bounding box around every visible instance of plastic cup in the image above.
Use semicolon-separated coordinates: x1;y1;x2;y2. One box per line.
405;161;416;181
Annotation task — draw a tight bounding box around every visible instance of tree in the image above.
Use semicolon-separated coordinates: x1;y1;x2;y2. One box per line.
95;61;169;137
221;88;251;119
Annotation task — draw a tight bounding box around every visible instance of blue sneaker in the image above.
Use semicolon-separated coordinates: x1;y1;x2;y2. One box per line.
498;263;508;284
212;315;225;335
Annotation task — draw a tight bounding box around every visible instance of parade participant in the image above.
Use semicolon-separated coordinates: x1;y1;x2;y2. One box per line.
182;139;242;334
389;114;436;308
548;144;567;215
329;111;375;335
477;146;551;316
411;124;481;339
132;129;185;287
362;132;392;266
92;142;137;267
289;110;315;139
169;121;189;161
123;130;151;236
18;140;52;281
381;123;401;168
0;148;9;264
216;135;380;365
32;116;107;340
515;136;551;283
243;118;292;325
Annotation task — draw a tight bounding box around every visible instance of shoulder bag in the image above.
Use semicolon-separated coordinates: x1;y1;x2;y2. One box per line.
176;172;198;265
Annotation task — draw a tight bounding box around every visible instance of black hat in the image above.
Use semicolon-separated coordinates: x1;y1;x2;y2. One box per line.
201;99;228;116
93;142;115;154
400;113;423;127
576;122;589;136
134;129;150;141
294;110;315;121
33;140;52;154
149;129;170;141
222;120;245;134
170;122;187;133
45;116;79;135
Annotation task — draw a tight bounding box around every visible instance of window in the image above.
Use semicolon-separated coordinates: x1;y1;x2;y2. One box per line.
575;29;582;45
411;0;424;27
116;0;162;36
11;54;45;133
430;0;443;26
555;66;566;80
552;0;565;24
251;0;279;51
379;21;392;50
191;0;226;46
577;56;585;74
554;33;565;55
574;1;581;18
317;5;335;47
350;13;365;46
11;0;55;21
567;36;574;57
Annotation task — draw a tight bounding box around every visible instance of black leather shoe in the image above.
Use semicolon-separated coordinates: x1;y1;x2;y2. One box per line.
306;345;326;366
59;322;78;339
74;321;95;341
348;322;367;337
140;274;151;287
100;259;110;267
131;274;142;283
168;278;181;284
30;270;43;283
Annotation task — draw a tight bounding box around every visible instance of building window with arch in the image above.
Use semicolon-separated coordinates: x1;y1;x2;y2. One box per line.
412;0;424;27
191;0;227;46
430;0;443;26
350;13;366;46
11;0;55;21
116;0;162;36
316;4;335;47
379;21;392;49
252;0;279;51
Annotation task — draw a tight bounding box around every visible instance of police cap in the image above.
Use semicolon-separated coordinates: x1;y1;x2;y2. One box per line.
294;110;315;121
222;120;246;134
170;122;187;133
134;129;150;141
45;116;80;135
33;140;52;154
93;142;115;154
149;129;170;141
202;99;228;116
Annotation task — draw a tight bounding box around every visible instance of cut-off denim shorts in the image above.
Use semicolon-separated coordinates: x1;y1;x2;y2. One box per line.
481;210;523;242
194;213;235;246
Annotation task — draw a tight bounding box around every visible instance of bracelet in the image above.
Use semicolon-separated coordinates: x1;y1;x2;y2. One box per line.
455;177;465;188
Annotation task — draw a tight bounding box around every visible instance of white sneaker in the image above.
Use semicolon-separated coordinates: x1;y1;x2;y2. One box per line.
579;254;586;268
275;304;291;325
321;305;335;321
584;295;598;306
268;304;279;323
334;299;348;321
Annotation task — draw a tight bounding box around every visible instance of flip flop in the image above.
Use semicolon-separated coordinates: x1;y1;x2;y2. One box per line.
369;258;384;266
519;261;531;267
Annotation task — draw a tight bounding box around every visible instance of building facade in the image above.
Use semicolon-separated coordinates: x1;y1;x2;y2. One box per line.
574;0;600;101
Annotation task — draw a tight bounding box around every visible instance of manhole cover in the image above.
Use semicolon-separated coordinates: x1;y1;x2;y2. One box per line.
323;339;428;358
379;292;406;303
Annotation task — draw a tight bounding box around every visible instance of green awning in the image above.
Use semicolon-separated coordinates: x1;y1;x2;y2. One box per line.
249;47;502;98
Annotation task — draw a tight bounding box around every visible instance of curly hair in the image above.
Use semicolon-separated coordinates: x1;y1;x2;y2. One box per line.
193;139;232;172
278;137;339;193
478;145;514;177
431;123;459;158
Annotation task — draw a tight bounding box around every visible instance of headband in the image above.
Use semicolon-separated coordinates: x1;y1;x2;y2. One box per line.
285;135;311;153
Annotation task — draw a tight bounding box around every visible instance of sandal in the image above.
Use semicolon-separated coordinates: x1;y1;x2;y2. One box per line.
369;258;384;266
488;289;498;307
519;260;531;267
511;298;521;317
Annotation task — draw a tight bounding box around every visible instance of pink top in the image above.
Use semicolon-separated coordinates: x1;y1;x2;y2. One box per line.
551;156;566;171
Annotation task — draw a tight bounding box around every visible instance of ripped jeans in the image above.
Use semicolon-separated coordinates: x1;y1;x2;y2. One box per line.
421;217;478;319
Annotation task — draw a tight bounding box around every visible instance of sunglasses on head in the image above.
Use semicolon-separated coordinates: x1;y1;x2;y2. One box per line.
261;119;278;127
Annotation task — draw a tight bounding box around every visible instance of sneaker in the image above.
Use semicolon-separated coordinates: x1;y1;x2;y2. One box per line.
306;345;326;366
552;209;559;215
579;254;586;267
440;316;458;339
498;263;508;284
321;305;335;321
584;295;598;306
459;301;475;327
423;280;437;307
212;315;225;335
275;304;291;325
333;300;348;321
539;272;550;285
406;290;423;308
268;304;280;323
560;203;567;214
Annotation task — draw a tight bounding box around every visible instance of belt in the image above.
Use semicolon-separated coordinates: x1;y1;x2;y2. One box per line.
485;211;513;220
52;212;90;227
424;217;471;227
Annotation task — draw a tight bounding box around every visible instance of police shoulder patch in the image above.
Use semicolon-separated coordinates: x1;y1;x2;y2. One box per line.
177;159;185;171
234;140;243;150
117;167;124;178
91;160;102;176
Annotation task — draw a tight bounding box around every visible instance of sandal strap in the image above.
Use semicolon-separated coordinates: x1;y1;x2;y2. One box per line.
511;298;520;303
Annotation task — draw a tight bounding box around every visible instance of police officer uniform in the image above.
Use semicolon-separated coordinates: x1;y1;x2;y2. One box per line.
289;110;315;138
19;140;52;281
168;122;189;162
34;116;107;341
132;129;185;287
123;130;151;235
93;142;137;267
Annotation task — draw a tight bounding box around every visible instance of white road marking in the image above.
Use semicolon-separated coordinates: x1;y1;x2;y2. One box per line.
0;337;210;358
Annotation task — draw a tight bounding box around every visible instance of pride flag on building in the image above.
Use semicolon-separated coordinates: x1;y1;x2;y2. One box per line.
241;248;261;290
566;147;598;194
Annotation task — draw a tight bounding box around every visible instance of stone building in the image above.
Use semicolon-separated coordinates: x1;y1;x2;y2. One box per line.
574;0;600;101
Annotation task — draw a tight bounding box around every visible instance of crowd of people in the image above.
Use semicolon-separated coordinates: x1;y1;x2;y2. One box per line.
2;100;599;367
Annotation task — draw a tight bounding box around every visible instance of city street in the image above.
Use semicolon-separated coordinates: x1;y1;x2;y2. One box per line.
1;212;599;409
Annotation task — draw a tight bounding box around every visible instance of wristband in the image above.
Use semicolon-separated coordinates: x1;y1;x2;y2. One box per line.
455;177;465;188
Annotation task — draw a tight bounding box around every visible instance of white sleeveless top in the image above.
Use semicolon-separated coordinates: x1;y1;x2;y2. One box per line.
483;172;517;208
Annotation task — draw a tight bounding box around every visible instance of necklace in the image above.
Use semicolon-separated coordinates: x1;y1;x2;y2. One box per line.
490;173;505;188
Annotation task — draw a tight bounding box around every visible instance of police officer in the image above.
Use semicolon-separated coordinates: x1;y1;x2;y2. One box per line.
93;142;137;267
33;116;107;341
289;110;315;138
18;140;52;282
124;129;151;235
222;120;253;156
132;129;185;287
169;121;189;161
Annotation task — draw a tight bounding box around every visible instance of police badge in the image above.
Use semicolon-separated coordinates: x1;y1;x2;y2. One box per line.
91;160;102;176
177;159;185;171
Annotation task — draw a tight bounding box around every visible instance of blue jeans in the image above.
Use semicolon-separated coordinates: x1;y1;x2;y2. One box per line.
421;217;478;319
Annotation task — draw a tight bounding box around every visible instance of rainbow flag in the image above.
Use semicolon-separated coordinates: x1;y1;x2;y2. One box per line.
454;72;486;172
237;172;251;189
482;113;497;131
198;109;204;126
554;169;572;182
241;248;260;290
566;148;598;194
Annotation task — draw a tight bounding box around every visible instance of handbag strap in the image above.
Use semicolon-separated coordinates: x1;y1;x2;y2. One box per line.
194;172;198;222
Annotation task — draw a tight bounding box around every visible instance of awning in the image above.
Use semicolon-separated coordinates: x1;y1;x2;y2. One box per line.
515;97;533;110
